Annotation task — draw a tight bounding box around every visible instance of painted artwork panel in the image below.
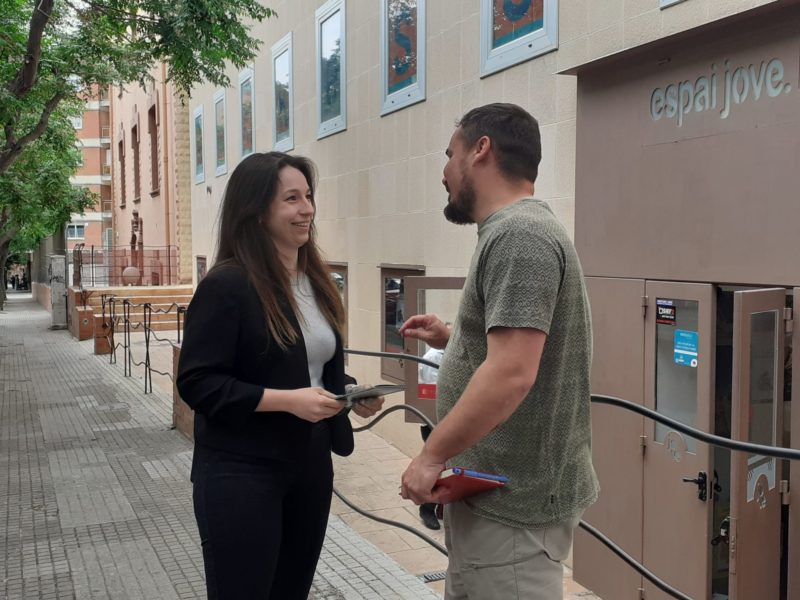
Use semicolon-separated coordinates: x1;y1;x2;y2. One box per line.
492;0;544;49
214;99;225;168
387;0;418;95
320;11;342;123
274;50;290;142
241;78;254;156
194;114;203;176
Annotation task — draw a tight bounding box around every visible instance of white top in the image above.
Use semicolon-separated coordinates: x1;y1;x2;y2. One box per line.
292;274;336;388
418;347;444;385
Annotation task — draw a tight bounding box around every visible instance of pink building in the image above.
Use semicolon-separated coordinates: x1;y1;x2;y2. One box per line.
108;65;192;286
68;85;112;254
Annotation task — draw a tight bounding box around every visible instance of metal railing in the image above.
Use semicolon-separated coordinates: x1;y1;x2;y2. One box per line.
101;294;186;393
337;349;800;600
93;333;798;599
72;245;179;287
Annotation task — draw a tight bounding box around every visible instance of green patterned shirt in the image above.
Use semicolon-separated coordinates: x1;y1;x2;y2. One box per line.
437;198;599;529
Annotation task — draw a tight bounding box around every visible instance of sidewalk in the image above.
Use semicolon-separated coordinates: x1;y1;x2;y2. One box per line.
1;292;600;599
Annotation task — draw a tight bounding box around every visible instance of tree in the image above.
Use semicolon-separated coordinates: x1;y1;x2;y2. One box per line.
0;98;94;309
0;0;274;307
1;0;275;178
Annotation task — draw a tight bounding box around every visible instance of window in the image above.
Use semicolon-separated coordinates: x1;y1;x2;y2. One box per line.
196;256;207;283
67;224;85;239
480;0;558;77
148;105;159;194
316;0;346;138
131;125;141;201
118;139;126;207
70;116;83;130
329;263;348;345
213;89;227;176
381;0;426;115
271;33;294;152
381;266;424;381
193;106;205;184
239;67;255;158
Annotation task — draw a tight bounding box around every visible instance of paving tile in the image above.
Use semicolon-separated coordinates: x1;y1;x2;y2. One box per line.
0;294;442;600
1;293;601;600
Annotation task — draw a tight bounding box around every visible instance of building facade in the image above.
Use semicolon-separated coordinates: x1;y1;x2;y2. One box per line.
180;1;800;598
185;0;783;456
68;85;112;253
109;65;192;286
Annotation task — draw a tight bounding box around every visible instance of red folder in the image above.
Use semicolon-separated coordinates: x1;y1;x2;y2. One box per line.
433;467;508;504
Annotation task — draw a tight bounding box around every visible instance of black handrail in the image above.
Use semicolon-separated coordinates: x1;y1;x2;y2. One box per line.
100;296;186;393
577;520;692;600
592;394;800;461
341;347;800;600
344;348;441;369
345;400;696;599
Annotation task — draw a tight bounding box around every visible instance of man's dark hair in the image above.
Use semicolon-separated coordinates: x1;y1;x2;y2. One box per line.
456;103;541;183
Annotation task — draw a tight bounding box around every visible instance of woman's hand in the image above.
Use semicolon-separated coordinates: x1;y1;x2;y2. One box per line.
351;396;385;418
285;387;344;423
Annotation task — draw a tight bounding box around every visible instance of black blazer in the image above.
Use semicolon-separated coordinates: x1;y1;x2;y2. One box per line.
176;264;354;460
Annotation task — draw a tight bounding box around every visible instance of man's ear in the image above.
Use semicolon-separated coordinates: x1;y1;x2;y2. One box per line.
472;135;492;164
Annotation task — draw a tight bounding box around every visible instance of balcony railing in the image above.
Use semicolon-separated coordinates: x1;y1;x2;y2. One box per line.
70;244;180;287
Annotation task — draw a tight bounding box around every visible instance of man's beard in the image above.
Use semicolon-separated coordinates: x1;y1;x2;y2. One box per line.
443;178;476;225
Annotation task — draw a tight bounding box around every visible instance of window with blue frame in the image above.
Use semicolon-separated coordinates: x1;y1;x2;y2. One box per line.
381;0;426;115
316;0;346;138
192;106;204;184
480;0;558;77
213;89;227;176
271;33;293;152
239;68;255;158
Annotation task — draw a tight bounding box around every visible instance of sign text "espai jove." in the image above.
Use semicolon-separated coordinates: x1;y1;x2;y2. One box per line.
650;58;792;126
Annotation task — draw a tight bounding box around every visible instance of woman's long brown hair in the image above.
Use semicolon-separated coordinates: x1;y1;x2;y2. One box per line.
212;152;345;349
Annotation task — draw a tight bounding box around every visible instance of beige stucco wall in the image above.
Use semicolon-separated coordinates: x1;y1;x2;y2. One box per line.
187;0;780;455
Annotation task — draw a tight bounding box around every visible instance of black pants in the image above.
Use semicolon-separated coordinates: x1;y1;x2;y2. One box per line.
192;426;333;600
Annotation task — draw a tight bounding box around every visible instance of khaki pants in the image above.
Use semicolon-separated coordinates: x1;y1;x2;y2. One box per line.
444;501;577;600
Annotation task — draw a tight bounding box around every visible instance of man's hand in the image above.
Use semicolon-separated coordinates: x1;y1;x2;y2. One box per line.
399;314;450;349
400;451;448;505
351;395;385;418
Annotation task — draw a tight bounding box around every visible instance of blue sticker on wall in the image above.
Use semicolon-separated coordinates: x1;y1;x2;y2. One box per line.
674;329;698;368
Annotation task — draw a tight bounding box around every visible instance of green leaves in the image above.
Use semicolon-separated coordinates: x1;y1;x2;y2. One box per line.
1;101;94;253
0;0;274;254
2;0;275;174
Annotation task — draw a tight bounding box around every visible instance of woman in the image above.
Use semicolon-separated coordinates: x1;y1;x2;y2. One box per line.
177;152;383;599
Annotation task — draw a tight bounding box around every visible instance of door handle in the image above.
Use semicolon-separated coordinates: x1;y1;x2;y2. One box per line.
681;471;708;501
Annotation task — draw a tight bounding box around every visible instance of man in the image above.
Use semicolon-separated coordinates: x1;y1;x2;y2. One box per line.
399;103;598;600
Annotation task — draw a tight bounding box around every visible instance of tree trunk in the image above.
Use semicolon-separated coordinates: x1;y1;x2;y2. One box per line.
0;241;10;311
1;0;57;177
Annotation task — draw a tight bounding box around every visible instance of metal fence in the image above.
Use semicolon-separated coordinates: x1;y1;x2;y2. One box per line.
70;244;179;288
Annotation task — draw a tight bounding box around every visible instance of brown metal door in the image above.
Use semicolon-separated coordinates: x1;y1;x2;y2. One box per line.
573;277;645;600
402;276;465;424
789;288;800;600
729;288;785;600
643;281;715;600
